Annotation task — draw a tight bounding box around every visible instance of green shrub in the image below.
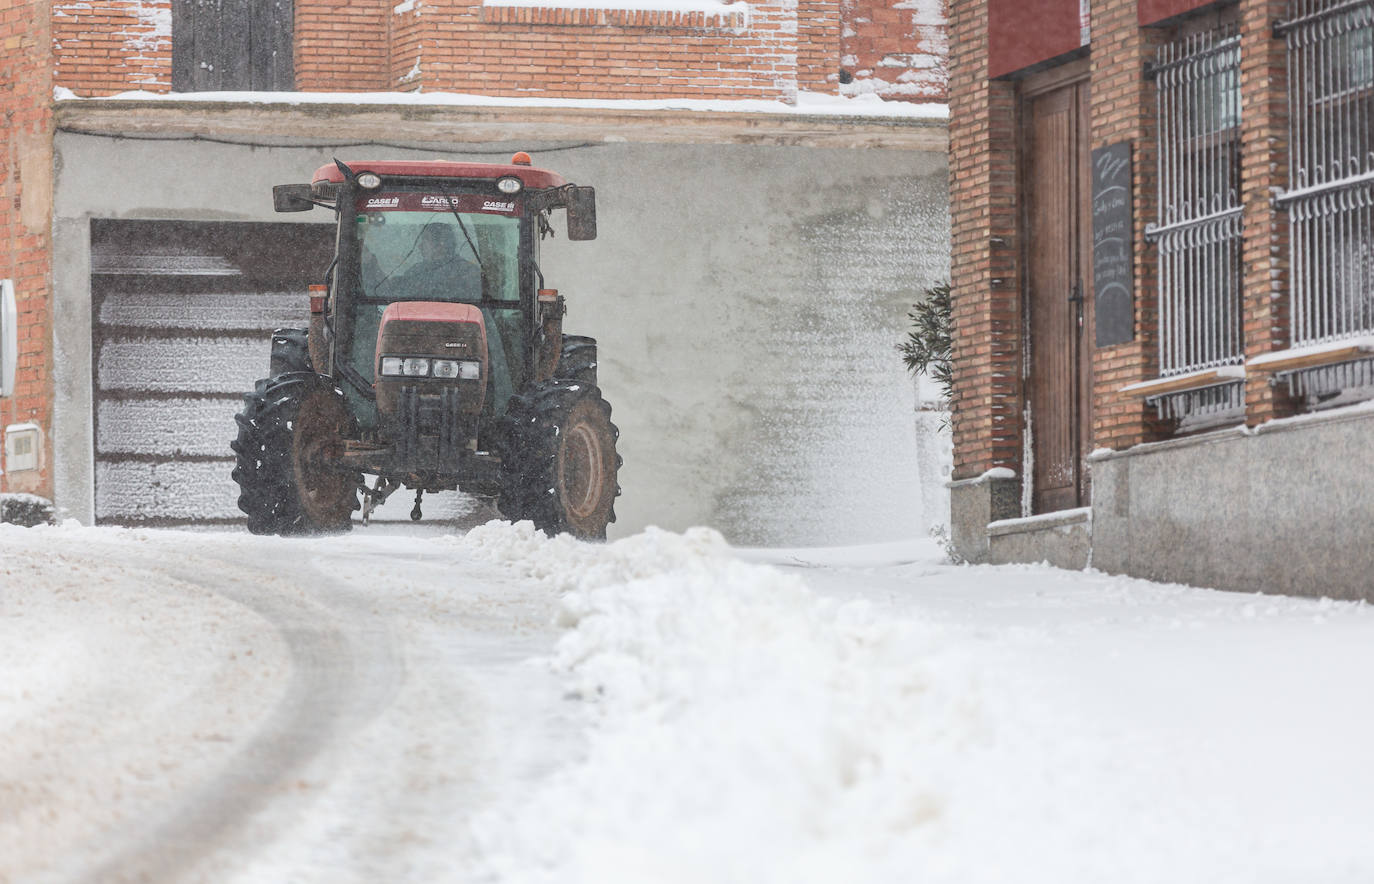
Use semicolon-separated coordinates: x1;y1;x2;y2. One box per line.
900;281;952;407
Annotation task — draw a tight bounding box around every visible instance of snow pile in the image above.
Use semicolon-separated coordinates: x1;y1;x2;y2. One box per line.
465;523;1374;883
455;520;733;593
468;522;988;882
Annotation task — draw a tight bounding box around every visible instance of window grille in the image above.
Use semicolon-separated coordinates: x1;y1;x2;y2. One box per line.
1147;25;1244;379
1142;22;1245;428
1276;0;1374;346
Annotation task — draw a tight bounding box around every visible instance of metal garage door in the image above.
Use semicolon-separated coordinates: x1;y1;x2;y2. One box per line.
91;219;334;526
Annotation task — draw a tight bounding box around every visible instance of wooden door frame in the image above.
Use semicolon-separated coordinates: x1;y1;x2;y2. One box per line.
1017;58;1093;513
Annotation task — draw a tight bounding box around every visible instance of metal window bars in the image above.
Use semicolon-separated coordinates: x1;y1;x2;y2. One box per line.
1276;0;1374;346
1147;25;1245;378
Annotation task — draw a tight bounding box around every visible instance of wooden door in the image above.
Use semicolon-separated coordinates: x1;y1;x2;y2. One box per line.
1023;70;1093;514
172;0;294;92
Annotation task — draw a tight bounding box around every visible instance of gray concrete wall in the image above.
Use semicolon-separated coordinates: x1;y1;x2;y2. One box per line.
1090;407;1374;599
986;508;1090;571
52;120;948;543
949;472;1019;563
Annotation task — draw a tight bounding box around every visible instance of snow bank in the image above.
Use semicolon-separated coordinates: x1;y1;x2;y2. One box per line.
465;522;1374;883
467;522;985;882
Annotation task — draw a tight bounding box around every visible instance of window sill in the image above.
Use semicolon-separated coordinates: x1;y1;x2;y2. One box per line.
1247;337;1374;373
1119;365;1245;399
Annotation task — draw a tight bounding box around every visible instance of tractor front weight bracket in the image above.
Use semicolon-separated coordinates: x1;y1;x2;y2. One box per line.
360;476;401;526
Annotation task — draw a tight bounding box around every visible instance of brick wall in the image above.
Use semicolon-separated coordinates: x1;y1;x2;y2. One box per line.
54;0;946;104
1237;0;1293;424
842;0;948;102
948;0;1021;479
1087;0;1165;450
53;0;170;95
1;0;55;497
295;0;392;92
383;0;800;102
950;0;1305;491
798;0;843;92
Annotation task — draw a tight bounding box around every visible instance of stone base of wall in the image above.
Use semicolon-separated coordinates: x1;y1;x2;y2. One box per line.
950;472;1019;563
988;507;1091;570
1089;405;1374;600
957;405;1374;600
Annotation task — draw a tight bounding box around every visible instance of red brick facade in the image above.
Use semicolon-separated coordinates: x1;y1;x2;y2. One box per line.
53;0;171;95
948;0;1019;478
383;0;799;101
950;0;1327;491
1087;0;1163;452
48;0;947;104
1;0;55;496
842;0;949;100
1237;0;1293;424
295;0;392;92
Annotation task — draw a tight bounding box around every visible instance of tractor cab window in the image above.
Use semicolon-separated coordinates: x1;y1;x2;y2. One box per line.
354;192;521;304
347;191;526;415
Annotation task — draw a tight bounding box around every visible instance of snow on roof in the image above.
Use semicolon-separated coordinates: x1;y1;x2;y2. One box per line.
53;86;950;121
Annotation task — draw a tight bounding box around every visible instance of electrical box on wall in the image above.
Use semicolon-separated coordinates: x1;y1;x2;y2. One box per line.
4;423;41;474
0;279;16;396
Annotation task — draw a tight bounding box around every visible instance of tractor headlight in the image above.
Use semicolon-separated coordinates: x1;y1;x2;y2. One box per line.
380;356;431;377
433;359;481;380
496;175;523;195
357;171;382;190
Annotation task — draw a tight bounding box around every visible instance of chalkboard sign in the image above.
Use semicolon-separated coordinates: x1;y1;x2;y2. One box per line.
1092;142;1134;347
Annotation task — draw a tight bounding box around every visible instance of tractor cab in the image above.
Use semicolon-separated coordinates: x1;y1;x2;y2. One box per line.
277;157;596;436
232;155;618;539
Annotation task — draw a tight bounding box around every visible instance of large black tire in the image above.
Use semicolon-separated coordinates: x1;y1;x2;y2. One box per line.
497;379;621;540
230;372;359;535
556;335;598;385
269;328;313;376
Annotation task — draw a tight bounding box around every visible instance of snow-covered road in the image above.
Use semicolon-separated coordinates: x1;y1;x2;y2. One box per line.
3;521;1373;883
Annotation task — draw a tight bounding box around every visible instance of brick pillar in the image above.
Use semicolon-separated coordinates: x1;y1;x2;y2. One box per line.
797;0;842;93
1088;0;1167;451
295;0;392;91
948;0;1021;559
1238;0;1294;424
390;1;425;91
0;0;55;498
949;0;1022;482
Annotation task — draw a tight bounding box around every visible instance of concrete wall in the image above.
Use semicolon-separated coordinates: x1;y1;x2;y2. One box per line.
1090;406;1374;599
52;114;948;544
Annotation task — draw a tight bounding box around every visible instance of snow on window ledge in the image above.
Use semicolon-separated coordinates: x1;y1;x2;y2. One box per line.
480;0;750;29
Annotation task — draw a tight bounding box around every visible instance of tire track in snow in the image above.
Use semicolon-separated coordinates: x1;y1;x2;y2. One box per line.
72;543;404;884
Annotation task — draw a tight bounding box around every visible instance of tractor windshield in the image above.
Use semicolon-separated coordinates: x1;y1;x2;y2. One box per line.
355;192;521;303
347;191;526;415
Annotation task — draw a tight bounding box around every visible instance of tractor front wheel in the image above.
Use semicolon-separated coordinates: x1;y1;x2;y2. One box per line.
555;334;598;385
230;372;359;535
497;379;620;540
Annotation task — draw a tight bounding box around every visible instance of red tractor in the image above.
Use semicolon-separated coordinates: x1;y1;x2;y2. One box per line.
230;154;620;539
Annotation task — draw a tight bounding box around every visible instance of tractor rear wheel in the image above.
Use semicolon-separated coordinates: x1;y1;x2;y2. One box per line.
497;379;620;540
230;372;359;535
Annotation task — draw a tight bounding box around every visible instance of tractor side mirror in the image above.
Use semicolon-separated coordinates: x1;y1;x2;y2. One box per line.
273;183;315;213
566;186;597;241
